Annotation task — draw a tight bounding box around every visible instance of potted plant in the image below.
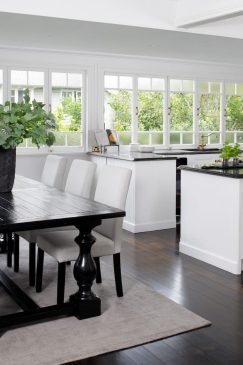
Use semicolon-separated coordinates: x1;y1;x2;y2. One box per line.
231;143;241;166
0;89;57;192
220;143;233;167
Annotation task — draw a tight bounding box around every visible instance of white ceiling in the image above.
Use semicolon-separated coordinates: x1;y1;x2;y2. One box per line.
0;0;243;39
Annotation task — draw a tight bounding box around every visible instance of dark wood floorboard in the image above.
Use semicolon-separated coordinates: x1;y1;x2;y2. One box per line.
63;228;243;365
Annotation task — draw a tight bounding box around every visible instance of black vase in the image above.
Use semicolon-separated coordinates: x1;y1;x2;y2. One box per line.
0;147;16;192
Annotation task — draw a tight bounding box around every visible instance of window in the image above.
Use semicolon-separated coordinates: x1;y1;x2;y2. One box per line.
225;82;243;143
169;79;194;144
198;81;221;144
10;70;44;103
138;77;164;145
51;72;83;147
0;70;3;104
104;75;133;145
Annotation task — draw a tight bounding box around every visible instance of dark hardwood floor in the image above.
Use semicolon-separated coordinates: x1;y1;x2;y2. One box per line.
65;228;243;365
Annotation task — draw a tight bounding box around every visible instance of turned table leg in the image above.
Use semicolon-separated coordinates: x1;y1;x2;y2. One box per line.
70;219;101;320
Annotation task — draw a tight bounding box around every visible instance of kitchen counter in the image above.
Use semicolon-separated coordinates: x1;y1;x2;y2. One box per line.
87;152;176;161
154;149;220;155
180;165;243;178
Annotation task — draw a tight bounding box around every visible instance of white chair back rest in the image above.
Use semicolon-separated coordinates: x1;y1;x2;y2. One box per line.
41;155;66;189
94;166;132;248
65;159;97;198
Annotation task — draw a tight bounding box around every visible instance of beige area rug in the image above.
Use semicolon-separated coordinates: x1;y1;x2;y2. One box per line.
0;240;210;365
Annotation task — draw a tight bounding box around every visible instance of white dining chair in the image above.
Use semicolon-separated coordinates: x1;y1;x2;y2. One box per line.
35;165;132;305
16;158;96;287
14;155;67;283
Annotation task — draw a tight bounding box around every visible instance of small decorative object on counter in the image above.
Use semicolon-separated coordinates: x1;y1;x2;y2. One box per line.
232;143;241;167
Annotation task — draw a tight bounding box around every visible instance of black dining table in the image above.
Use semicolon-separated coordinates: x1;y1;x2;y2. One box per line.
0;175;125;329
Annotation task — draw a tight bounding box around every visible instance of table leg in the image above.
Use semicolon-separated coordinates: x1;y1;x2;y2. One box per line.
70;219;101;320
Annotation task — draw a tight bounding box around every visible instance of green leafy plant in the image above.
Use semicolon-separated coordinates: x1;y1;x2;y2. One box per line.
220;143;241;160
220;143;233;160
0;89;57;149
231;143;241;159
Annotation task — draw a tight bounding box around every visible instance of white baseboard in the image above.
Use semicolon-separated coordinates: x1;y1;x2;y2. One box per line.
123;219;176;233
179;241;241;275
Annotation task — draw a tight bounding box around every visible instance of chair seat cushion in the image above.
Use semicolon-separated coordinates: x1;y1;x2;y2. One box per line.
36;230;115;263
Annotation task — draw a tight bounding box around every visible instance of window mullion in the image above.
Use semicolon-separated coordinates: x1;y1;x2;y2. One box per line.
220;82;226;145
193;80;199;147
164;76;169;147
132;76;138;144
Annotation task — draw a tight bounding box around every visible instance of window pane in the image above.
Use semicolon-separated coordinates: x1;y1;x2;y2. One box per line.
104;75;118;89
119;76;132;89
104;89;132;145
170;133;180;144
199;81;208;94
237;132;243;143
28;71;44;86
236;84;243;95
68;73;82;87
138;77;151;90
182;80;193;92
225;132;234;143
52;72;67;87
11;70;44;103
52;72;82;133
226;83;235;95
11;70;27;85
199;94;220;131
210;133;220;144
152;78;164;91
210;82;220;93
183;133;193;144
138;91;163;145
226;95;243;131
170;93;193;131
170;79;182;92
0;70;2;104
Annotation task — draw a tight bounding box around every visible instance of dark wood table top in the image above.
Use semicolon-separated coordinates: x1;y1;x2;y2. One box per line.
0;175;125;232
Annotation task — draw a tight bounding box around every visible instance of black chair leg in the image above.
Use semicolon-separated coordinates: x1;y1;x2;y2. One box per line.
29;242;36;286
6;232;13;268
36;248;44;293
14;234;19;272
94;257;102;284
113;253;123;297
57;262;66;306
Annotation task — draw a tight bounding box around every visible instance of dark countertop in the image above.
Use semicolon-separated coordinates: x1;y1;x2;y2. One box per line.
180;165;243;178
87;152;176;161
154;149;220;155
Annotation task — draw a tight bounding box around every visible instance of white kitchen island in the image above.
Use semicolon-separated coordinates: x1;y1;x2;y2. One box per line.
88;152;177;233
180;166;243;274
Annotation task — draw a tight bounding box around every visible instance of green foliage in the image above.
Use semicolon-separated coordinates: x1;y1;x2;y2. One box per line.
106;89;243;143
226;96;243;131
220;143;241;159
105;90;131;131
170;93;193;131
0;89;57;149
138;92;163;131
199;94;220;131
54;96;81;132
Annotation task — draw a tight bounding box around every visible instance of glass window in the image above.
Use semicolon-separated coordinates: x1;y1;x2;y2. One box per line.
225;82;243;135
138;77;164;145
0;70;3;104
104;75;132;145
169;79;194;144
10;70;44;103
51;72;83;147
199;81;221;132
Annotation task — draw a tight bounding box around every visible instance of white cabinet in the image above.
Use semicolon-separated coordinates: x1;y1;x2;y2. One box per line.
88;154;177;233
